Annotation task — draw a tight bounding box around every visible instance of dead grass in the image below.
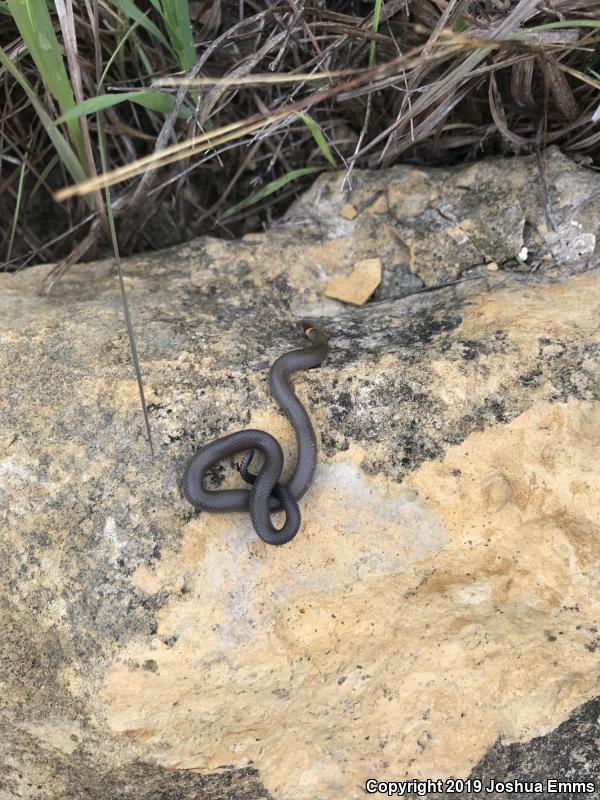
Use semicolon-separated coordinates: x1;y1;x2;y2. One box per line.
1;0;599;278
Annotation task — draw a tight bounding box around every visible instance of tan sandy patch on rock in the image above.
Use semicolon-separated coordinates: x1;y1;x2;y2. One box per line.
458;271;600;345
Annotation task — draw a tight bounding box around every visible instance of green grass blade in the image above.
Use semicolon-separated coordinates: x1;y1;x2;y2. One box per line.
99;12;144;88
7;0;85;162
100;12;155;79
298;113;338;168
167;0;196;69
369;0;383;66
106;0;171;51
136;45;154;76
151;0;195;70
55;90;193;124
0;45;89;192
222;166;324;220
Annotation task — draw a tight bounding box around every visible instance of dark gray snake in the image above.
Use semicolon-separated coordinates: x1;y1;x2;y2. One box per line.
182;324;329;545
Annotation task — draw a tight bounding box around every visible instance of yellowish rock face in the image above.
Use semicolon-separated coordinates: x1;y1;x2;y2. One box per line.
100;278;600;800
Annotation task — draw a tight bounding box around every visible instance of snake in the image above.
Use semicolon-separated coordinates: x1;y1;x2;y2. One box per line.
182;323;329;545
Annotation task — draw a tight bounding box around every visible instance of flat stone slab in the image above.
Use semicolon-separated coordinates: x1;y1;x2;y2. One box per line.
1;149;599;800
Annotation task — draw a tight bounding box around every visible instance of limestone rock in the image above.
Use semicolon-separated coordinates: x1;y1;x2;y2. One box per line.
286;145;599;294
1;149;600;800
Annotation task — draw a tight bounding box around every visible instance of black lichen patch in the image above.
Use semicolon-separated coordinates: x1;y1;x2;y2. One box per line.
66;762;274;800
545;343;600;402
440;331;509;362
314;288;598;482
0;721;274;800
519;368;543;388
454;395;511;434
328;390;354;425
464;695;600;800
321;293;465;368
317;358;449;475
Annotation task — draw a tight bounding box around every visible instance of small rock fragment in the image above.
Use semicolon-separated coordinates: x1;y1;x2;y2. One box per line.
486;262;499;272
340;203;358;220
366;193;389;215
325;258;382;306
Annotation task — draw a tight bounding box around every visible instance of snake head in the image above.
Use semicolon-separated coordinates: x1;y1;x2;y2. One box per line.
236;448;256;484
300;318;318;338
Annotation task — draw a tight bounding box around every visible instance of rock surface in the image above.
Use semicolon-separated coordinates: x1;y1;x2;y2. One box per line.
1;148;599;800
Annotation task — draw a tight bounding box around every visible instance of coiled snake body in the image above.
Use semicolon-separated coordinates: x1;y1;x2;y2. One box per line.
182;324;329;545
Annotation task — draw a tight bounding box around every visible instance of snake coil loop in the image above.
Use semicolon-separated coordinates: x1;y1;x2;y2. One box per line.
182;324;329;545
